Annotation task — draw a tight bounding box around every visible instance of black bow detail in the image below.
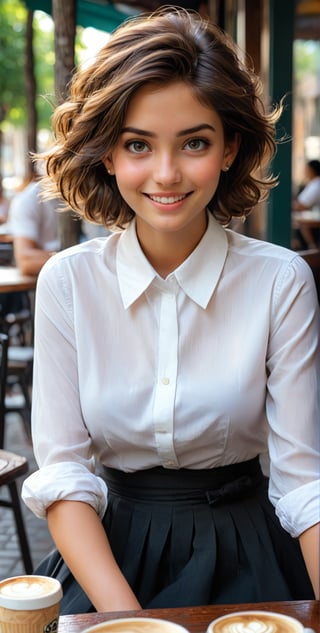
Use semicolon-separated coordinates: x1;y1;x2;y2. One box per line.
205;474;262;505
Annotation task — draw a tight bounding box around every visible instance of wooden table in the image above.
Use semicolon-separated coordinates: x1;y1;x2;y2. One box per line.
0;233;13;243
0;223;13;243
292;210;320;230
58;601;320;633
0;266;37;293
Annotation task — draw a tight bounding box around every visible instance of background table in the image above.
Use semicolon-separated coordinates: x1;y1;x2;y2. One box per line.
292;210;320;231
58;601;320;633
0;223;13;243
0;266;37;293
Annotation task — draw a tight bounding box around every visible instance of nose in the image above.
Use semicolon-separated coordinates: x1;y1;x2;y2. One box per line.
153;152;181;185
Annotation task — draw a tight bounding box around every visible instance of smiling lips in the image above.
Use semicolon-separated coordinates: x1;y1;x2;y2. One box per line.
147;193;189;204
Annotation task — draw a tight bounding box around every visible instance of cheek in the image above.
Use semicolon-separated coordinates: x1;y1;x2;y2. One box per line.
190;158;222;187
114;159;148;189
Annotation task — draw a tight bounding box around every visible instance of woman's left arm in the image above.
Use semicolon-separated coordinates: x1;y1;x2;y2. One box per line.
266;254;320;596
299;523;320;599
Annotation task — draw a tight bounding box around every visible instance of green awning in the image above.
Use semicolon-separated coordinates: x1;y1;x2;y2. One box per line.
23;1;136;32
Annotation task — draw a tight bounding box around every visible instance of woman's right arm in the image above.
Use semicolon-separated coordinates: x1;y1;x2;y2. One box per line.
47;499;141;612
23;255;141;611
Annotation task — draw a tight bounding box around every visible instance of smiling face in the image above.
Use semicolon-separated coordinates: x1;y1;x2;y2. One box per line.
104;81;239;259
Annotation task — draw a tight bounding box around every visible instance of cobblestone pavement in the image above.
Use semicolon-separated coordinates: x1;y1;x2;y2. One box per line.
0;413;55;581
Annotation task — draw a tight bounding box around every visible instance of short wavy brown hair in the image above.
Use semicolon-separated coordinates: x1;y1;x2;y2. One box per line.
40;6;282;228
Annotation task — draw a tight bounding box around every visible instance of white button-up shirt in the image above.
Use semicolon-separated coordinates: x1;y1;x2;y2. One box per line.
22;215;320;538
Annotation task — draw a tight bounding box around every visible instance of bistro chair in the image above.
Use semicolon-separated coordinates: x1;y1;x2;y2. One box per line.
0;242;14;267
6;345;33;441
0;332;32;450
0;333;33;573
0;290;33;347
0;291;34;441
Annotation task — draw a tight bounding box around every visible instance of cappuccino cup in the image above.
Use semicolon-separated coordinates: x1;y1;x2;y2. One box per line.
82;616;190;633
207;610;305;633
0;575;62;633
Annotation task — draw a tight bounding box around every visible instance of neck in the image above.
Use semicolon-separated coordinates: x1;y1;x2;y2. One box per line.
136;216;208;278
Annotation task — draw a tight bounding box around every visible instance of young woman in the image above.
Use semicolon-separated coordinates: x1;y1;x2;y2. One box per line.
22;7;319;614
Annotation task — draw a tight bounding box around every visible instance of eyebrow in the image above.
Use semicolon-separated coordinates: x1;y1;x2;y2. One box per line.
120;124;216;137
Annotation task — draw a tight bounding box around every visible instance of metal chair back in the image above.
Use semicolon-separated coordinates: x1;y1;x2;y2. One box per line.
0;332;8;449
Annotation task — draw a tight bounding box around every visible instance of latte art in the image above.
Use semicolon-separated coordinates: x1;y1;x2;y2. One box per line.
0;578;52;599
210;612;303;633
0;575;62;613
0;575;62;633
218;620;276;633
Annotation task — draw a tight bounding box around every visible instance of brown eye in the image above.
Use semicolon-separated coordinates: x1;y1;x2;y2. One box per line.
126;140;149;154
184;138;209;151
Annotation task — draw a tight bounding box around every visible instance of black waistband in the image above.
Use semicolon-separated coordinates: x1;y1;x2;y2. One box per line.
102;457;264;505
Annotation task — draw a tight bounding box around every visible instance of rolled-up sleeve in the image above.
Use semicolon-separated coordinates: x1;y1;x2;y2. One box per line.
22;462;108;519
275;480;320;538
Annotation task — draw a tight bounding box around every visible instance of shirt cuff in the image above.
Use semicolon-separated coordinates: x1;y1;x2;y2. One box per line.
21;462;108;520
273;479;320;538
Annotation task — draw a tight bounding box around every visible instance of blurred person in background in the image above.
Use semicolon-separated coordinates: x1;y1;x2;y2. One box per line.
9;178;62;276
293;159;320;250
0;180;10;224
9;176;110;277
294;159;320;211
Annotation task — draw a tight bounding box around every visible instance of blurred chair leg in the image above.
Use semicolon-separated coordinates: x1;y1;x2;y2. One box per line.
0;337;33;574
16;374;32;441
8;480;33;574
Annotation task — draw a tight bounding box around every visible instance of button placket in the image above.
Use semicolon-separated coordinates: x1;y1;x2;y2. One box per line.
152;287;179;467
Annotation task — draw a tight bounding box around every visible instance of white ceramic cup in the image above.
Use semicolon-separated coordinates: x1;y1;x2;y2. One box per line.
207;610;306;633
82;616;191;633
0;575;63;633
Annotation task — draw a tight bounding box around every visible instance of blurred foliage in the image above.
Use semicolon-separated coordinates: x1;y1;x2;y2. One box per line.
294;39;320;82
0;0;84;130
0;0;27;125
32;11;56;128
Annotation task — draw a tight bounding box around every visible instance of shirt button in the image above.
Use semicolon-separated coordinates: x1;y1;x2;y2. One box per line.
162;377;170;385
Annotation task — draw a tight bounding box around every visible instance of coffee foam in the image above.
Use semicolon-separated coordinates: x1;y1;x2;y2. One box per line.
0;576;62;610
83;617;190;633
211;613;302;633
0;578;52;598
96;624;167;633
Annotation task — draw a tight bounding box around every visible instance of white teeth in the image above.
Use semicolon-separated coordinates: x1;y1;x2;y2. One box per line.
149;194;186;204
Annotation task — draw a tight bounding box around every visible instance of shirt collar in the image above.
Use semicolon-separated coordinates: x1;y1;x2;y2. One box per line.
117;214;228;309
117;220;156;309
174;215;228;308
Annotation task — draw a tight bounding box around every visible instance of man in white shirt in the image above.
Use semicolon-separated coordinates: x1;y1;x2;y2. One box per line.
10;179;110;276
296;159;320;210
293;159;320;249
9;179;63;276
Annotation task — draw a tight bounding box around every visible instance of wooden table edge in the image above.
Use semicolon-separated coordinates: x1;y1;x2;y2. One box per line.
58;600;320;632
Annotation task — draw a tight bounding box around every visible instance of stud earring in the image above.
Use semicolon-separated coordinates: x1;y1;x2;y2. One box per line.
107;168;112;175
225;164;230;172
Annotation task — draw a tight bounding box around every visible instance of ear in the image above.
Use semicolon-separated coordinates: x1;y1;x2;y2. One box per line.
103;156;115;176
222;133;241;172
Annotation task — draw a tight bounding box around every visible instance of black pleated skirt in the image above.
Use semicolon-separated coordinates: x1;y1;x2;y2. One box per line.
35;458;314;615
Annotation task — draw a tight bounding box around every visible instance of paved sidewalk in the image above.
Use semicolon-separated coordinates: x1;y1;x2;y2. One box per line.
0;413;55;581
